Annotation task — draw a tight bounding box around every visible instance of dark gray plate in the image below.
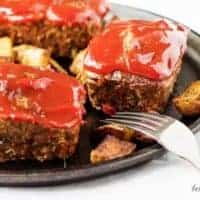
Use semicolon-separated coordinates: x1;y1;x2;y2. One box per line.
0;3;200;186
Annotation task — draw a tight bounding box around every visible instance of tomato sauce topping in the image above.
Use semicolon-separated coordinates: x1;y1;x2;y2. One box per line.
0;63;86;128
84;19;189;80
0;0;109;25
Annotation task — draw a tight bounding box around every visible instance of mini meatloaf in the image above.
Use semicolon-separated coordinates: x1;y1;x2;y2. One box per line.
0;0;110;57
0;63;85;162
71;19;189;114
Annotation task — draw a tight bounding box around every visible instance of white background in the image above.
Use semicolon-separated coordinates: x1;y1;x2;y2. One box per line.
0;0;200;199
112;0;200;33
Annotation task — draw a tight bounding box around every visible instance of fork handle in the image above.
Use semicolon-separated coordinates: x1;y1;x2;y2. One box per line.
158;121;200;170
185;157;200;170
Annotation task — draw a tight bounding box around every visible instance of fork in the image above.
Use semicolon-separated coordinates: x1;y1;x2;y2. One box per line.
102;112;200;169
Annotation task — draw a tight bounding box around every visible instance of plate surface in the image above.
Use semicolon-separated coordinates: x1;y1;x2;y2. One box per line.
0;3;200;186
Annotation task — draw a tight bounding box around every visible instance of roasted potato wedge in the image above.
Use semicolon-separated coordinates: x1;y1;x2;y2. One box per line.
90;135;136;164
70;49;90;84
0;37;13;62
96;123;155;144
70;49;86;75
96;124;136;141
13;45;66;73
173;81;200;116
13;45;51;70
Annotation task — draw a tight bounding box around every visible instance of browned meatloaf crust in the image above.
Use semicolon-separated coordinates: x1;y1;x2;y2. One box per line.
86;61;182;114
0;22;100;58
0;120;80;162
0;63;86;162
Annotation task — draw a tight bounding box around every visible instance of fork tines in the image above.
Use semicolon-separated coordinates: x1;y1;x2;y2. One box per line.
101;112;174;137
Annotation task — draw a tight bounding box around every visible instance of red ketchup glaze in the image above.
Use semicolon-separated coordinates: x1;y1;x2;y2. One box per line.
0;0;50;23
84;19;189;80
0;0;110;25
0;63;86;129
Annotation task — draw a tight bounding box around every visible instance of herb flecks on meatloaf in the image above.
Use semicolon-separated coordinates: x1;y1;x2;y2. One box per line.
0;63;86;162
0;0;110;57
71;19;189;114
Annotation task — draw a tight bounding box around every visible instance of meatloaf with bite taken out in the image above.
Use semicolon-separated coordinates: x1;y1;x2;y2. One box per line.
71;19;189;114
0;63;86;162
0;0;110;57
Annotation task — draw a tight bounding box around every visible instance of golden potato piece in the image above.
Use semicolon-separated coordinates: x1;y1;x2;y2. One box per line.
173;81;200;116
96;123;155;145
90;135;136;164
70;49;86;75
70;49;91;84
13;45;51;70
0;37;13;62
96;124;136;141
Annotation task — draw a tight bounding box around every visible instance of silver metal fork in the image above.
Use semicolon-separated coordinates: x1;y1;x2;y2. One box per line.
102;112;200;169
